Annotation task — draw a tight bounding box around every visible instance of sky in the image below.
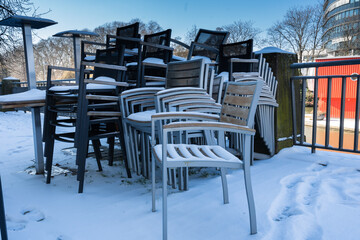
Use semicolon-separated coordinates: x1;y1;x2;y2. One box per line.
29;0;319;43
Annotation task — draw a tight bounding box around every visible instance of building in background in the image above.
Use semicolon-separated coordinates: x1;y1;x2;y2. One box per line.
323;0;360;56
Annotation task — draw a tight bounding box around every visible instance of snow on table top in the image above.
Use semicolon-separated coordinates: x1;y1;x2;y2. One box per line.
0;89;45;104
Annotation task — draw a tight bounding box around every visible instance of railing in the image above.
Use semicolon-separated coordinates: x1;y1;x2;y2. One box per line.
7;79;76;93
290;59;360;154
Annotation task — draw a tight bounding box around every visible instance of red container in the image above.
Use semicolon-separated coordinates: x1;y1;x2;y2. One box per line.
315;56;360;118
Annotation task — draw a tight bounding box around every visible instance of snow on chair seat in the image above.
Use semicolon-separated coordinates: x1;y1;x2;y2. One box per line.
0;89;45;109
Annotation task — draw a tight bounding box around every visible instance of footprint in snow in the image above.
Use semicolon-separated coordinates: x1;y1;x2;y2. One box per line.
5;215;27;231
21;208;45;222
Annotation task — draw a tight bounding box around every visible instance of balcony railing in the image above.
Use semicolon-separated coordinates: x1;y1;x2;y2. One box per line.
290;59;360;153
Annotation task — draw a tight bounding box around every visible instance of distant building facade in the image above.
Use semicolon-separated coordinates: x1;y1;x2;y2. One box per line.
323;0;360;56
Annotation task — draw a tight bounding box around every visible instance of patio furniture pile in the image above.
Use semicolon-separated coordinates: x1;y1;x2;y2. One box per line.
1;21;280;239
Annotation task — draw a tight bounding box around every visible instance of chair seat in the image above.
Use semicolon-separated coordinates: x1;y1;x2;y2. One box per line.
49;77;117;92
127;109;156;123
152;144;242;168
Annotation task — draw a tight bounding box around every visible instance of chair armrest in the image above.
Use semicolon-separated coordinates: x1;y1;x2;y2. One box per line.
163;121;255;136
151;112;220;122
170;38;190;49
190;42;219;54
140;41;174;51
46;65;76;90
81;61;127;71
230;58;259;63
84;79;129;87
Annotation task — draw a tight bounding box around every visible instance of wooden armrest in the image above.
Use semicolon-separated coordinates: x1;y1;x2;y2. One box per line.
230;58;259;63
163;121;255;135
86;95;119;101
107;35;142;43
142;62;167;68
151;112;220;122
84;79;129;87
170;38;190;49
48;65;76;72
81;61;127;71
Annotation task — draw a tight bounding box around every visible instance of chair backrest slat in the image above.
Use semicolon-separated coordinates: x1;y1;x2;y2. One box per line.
166;58;205;89
220;80;263;127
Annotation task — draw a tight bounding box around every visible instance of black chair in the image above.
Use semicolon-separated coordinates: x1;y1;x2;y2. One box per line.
124;29;173;87
218;39;256;81
171;28;229;62
0;176;8;240
75;46;131;193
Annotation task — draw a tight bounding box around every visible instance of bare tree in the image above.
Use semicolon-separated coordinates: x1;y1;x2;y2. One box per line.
185;25;199;45
219;20;261;45
266;25;289;49
268;6;314;62
309;3;325;60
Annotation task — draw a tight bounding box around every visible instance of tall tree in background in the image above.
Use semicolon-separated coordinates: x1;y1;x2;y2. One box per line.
219;20;261;45
267;5;324;62
0;0;39;78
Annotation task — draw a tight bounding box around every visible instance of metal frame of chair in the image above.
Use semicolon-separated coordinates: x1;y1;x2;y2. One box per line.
0;176;8;240
151;80;263;239
120;87;164;178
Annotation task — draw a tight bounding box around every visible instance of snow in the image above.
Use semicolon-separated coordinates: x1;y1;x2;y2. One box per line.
1;111;360;240
255;47;296;55
0;89;45;103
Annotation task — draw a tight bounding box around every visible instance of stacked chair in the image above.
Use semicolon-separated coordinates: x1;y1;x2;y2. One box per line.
151;80;263;239
44;46;132;193
217;39;279;157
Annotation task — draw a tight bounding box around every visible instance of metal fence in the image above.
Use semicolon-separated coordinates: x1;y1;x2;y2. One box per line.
2;79;76;94
290;59;360;154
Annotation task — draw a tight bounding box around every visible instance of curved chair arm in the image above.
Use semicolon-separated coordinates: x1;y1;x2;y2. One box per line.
170;38;190;49
163;121;255;136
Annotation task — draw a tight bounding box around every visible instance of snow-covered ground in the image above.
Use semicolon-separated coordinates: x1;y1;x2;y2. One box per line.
1;111;360;240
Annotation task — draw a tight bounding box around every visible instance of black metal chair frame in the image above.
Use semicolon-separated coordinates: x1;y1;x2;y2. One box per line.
0;176;8;240
75;47;131;193
218;39;255;81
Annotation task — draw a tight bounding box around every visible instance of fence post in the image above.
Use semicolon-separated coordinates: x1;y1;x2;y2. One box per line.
1;76;20;95
255;48;301;154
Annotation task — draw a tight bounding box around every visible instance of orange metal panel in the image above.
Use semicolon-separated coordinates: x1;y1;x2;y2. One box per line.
315;57;360;118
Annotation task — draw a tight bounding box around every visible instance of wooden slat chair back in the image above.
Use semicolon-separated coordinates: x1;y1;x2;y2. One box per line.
165;58;205;89
150;80;263;239
220;80;260;127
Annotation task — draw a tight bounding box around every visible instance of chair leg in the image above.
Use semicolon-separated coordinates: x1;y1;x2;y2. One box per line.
122;121;134;172
92;139;103;172
220;168;229;204
162;166;168;240
0;177;8;240
77;117;90;193
117;118;131;178
108;137;115;166
45;132;55;184
152;152;156;212
243;135;257;234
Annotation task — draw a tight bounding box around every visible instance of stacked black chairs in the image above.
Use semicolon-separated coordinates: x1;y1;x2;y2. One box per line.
75;46;132;193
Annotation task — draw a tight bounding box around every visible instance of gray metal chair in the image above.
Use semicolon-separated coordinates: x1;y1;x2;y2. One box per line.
0;176;8;240
151;80;263;239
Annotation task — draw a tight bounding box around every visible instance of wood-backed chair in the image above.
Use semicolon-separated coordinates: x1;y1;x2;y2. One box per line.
151;80;263;239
